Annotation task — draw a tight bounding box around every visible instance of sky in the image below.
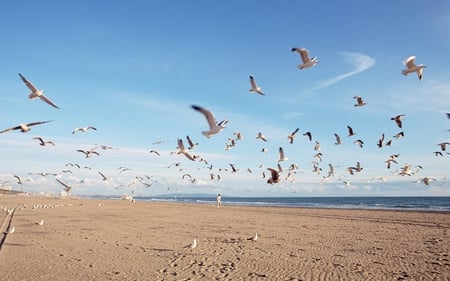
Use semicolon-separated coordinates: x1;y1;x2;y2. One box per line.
0;1;449;197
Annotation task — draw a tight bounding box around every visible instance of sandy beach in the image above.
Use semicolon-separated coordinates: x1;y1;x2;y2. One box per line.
0;195;449;280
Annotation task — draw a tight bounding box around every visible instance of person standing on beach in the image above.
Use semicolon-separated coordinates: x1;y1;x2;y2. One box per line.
216;193;222;208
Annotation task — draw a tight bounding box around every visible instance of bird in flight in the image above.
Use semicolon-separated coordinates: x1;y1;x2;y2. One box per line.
0;121;52;134
391;114;405;128
18;73;60;109
72;126;97;134
287;128;299;144
353;96;367;107
191;105;228;138
33;137;55;146
402;56;426;81
291;47;319;69
249;75;265;96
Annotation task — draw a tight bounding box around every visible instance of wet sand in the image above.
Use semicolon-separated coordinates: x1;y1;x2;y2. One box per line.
0;195;449;280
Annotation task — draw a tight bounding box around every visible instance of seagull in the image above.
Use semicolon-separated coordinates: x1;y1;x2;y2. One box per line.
191;105;228;138
0;121;52;134
391;114;405;128
287;128;299;144
77;148;100;158
184;239;197;249
33;137;55;146
347;162;363;175
256;132;268;142
249;75;265;95
347;125;356;136
267;168;281;184
353;140;364;148
233;131;244;140
394;132;405;139
417;177;436;186
149;150;160;156
36;219;44;226
385;159;398;169
72;126;97;134
18;73;60;109
438;142;450;151
376;133;385;148
303;131;312;142
353;96;367;107
186;135;199;150
402;56;426;80
56;178;72;193
247;233;258;241
334;133;342;145
278;147;288;162
176;138;196;161
8;227;15;234
291;47;318;69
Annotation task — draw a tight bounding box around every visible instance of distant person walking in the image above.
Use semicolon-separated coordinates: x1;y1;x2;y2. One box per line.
216;193;222;208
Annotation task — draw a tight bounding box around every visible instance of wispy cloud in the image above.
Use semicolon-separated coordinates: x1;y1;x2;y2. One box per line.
314;52;376;90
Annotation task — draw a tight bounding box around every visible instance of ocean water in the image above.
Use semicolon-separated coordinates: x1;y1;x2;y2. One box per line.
134;196;450;212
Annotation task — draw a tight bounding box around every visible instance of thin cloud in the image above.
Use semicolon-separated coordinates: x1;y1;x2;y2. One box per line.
315;52;376;90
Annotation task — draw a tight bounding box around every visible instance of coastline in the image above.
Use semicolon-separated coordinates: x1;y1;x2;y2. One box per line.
1;195;449;280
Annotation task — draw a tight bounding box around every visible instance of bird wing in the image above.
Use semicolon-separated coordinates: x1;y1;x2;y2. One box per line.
404;56;416;69
0;125;22;133
278;147;285;160
18;73;38;92
38;94;60;109
186;135;195;147
192;105;216;130
299;48;310;63
56;178;71;189
177;138;186;151
27;120;52;127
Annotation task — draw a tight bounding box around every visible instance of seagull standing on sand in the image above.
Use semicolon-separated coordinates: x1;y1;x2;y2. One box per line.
18;73;60;109
248;233;258;241
402;56;426;80
191;105;228;138
291;47;319;69
249;75;265;96
0;121;52;134
185;239;197;249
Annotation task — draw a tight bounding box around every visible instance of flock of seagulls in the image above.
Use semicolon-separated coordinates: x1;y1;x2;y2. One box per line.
0;48;447;197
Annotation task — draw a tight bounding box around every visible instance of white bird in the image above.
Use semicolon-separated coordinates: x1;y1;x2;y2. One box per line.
8;227;15;234
278;147;288;162
33;137;55;146
177;138;196;161
37;219;44;226
18;73;60;109
191;105;228;138
0;121;52;134
291;47;319;69
249;75;265;95
72;126;97;134
256;132;268;142
247;233;258;241
185;239;197;249
402;56;426;80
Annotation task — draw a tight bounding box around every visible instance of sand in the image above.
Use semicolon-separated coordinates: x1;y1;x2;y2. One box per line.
0;195;449;281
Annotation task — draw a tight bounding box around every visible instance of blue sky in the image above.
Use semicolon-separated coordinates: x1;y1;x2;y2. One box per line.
0;1;449;197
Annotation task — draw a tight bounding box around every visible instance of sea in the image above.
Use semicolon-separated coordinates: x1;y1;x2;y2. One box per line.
129;196;450;212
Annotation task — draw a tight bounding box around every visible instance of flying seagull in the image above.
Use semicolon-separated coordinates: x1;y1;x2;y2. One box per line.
72;126;97;134
267;168;281;184
353;96;367;107
191;105;228;138
18;73;60;109
249;75;265;96
0;121;52;134
176;138;196;161
291;47;319;69
287;128;299;144
402;56;426;81
56;178;72;193
391;114;405;128
33;137;55;146
256;132;268;142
